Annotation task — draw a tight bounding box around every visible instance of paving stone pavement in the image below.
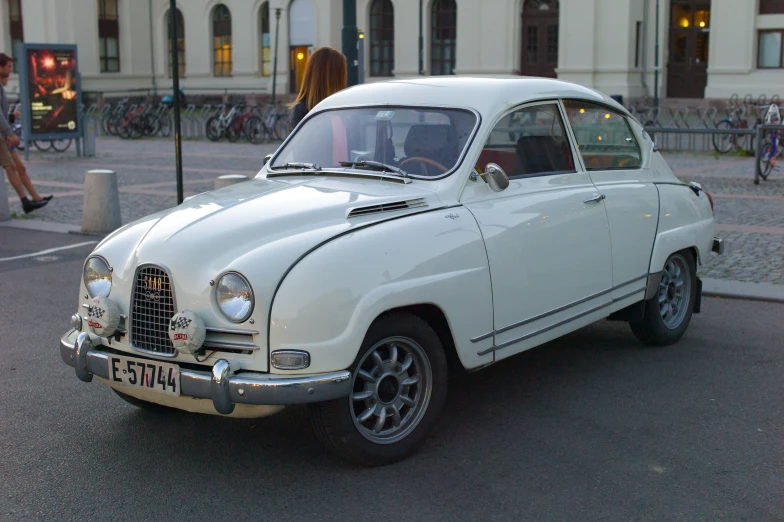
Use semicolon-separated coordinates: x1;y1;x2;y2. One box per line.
3;140;783;285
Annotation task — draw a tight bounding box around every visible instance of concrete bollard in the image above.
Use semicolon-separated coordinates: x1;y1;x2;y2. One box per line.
0;173;11;221
81;169;121;234
214;174;249;190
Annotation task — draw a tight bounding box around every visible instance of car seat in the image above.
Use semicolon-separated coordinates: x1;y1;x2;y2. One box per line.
515;135;573;176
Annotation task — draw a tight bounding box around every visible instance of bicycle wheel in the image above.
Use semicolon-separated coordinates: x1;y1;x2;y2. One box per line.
274;114;289;141
205;115;223;141
759;143;775;180
226;119;241;142
128;115;144;139
33;140;52;152
51;139;72;152
159;113;172;137
712;120;735;154
244;115;265;144
144;114;161;137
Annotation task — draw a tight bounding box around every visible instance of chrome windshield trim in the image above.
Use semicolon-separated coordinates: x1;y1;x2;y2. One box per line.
268;169;412;184
266;104;482;182
471;274;648;343
478;287;646;356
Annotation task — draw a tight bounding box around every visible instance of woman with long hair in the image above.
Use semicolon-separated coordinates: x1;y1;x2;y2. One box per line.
290;47;347;130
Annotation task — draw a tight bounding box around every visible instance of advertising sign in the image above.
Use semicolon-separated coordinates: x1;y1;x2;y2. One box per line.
16;43;82;143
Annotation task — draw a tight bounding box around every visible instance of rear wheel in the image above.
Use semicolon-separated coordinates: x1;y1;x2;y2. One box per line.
309;312;448;466
51;138;72;152
33;140;52;152
205;116;222;142
630;251;697;346
712;120;735;154
759;143;775;180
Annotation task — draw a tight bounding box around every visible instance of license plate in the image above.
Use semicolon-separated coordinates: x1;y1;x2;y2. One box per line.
108;354;180;397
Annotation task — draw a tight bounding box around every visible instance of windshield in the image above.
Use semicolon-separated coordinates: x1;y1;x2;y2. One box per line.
270;107;478;178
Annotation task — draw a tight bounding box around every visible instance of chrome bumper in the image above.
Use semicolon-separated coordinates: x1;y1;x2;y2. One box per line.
60;330;352;415
713;237;724;255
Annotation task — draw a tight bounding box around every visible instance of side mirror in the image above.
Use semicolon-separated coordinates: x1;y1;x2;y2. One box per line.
483;163;509;192
263;153;273;166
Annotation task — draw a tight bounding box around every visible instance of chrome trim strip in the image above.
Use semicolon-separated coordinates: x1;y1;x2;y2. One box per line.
206;326;259;336
477;287;646;356
59;330;352;406
202;340;260;351
268;170;412;184
472;274;647;342
646;272;663;300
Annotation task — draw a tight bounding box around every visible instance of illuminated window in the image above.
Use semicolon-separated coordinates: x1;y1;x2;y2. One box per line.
370;0;394;77
431;0;456;75
166;8;185;78
260;2;271;76
212;4;232;77
97;0;120;73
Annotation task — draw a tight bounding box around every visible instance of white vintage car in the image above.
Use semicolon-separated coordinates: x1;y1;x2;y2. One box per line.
61;77;723;466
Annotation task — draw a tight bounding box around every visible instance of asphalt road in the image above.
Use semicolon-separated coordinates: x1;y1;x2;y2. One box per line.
1;227;783;521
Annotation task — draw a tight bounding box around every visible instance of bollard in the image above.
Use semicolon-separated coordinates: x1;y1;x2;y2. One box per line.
0;173;11;221
214;174;249;190
81;169;121;234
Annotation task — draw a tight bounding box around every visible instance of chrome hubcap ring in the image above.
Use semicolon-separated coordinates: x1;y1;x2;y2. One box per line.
349;336;433;444
658;254;691;330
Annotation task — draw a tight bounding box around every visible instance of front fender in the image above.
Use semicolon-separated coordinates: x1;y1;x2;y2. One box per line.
649;184;714;272
268;208;495;374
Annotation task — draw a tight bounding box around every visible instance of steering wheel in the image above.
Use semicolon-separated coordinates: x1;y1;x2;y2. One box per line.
398;156;449;174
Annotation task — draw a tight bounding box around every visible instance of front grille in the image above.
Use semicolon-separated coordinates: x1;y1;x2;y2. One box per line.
130;265;176;355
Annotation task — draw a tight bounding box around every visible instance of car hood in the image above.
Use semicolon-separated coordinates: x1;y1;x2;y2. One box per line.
92;176;442;323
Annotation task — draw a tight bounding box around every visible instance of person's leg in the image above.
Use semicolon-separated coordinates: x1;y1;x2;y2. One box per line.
11;151;46;201
3;163;26;199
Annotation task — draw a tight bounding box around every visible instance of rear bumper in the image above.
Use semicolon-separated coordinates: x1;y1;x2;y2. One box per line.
713;237;724;255
60;329;352;414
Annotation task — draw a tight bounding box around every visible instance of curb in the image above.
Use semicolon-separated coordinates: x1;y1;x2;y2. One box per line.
0;219;82;234
701;278;784;304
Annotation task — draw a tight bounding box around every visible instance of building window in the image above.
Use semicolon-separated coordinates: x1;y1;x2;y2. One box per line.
369;0;394;77
212;4;232;77
166;8;185;78
760;0;784;15
634;21;642;68
431;0;456;75
759;30;784;68
260;2;271;76
98;0;120;73
8;0;23;72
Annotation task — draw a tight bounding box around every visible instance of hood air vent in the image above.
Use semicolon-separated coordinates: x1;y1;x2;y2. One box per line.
348;198;427;218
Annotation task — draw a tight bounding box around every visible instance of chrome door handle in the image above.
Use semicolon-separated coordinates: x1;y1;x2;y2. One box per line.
583;193;606;204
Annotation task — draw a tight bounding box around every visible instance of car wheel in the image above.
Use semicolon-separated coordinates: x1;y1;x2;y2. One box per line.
631;250;697;346
309;312;448;466
112;389;171;411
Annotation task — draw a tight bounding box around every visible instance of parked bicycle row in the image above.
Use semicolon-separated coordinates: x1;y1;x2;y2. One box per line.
6;103;73;153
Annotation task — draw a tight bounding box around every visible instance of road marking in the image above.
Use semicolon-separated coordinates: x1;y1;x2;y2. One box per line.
0;241;98;262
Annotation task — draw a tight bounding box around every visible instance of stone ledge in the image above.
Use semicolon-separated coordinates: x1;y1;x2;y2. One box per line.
702;278;784;303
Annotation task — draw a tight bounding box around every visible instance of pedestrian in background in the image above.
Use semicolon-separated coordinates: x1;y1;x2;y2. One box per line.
0;53;51;214
289;47;347;131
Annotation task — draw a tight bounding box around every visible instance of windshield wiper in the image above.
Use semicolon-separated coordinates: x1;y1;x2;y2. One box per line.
270;162;321;171
340;160;408;177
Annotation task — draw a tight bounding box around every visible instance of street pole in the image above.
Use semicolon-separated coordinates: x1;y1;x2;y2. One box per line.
271;8;281;106
418;0;424;75
654;0;660;108
169;0;183;204
342;0;359;86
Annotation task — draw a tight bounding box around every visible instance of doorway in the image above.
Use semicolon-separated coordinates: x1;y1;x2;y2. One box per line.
520;0;559;78
289;46;310;94
667;0;711;98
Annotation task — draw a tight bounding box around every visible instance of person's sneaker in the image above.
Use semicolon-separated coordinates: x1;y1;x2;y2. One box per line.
21;197;48;214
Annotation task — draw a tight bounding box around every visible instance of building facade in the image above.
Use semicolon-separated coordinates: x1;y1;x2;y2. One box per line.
1;0;783;101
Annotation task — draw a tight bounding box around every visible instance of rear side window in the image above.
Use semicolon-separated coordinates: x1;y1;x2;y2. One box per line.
562;101;642;170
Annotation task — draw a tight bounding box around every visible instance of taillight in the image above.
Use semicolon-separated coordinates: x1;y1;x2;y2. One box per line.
705;191;714;212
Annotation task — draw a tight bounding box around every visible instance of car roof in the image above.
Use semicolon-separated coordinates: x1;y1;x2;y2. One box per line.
315;76;627;117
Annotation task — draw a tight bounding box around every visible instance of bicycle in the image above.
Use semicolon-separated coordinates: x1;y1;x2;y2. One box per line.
758;103;783;180
205;104;252;142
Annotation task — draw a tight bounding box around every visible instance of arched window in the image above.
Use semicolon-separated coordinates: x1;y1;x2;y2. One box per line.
98;0;120;72
370;0;394;77
166;8;185;78
431;0;456;75
8;0;23;72
260;2;271;76
212;4;232;77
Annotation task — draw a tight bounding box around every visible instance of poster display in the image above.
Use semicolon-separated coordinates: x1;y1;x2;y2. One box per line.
16;43;82;143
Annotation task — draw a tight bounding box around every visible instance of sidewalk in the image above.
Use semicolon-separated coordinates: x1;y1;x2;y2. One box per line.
3;141;783;299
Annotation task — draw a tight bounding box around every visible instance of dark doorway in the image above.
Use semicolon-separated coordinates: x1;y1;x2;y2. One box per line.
667;0;711;98
289;46;310;94
520;0;559;78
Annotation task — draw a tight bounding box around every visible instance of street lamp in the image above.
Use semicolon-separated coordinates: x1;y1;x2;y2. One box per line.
169;0;183;204
271;8;281;106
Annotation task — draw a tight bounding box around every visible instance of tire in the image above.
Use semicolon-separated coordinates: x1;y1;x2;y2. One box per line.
759;143;774;180
712;120;735;154
51;138;72;152
33;140;52;152
309;312;448;466
226;120;241;142
630;251;697;346
274;115;289;141
144;114;161;137
205;116;222;142
112;389;171;412
159;114;172;137
128;115;144;139
245;115;265;144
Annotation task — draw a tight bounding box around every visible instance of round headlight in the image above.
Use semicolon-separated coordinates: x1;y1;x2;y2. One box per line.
83;256;112;298
216;272;254;323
